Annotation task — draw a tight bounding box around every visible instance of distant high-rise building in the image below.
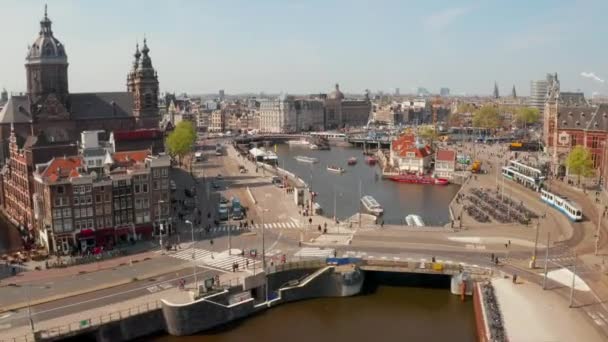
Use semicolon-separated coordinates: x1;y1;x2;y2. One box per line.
529;75;551;115
417;87;430;96
219;89;225;101
395;88;400;96
493;82;499;98
440;88;450;97
511;85;517;98
0;88;7;103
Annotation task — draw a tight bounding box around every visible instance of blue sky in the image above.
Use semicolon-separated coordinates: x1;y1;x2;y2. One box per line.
1;0;607;96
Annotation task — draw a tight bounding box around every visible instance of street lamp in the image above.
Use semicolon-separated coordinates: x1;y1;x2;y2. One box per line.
259;206;270;303
185;220;197;293
157;200;166;252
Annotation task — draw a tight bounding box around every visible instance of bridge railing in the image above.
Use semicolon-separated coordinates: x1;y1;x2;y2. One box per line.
36;300;161;341
360;259;492;277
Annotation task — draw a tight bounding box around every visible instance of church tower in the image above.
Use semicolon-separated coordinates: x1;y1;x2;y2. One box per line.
130;39;159;123
25;5;69;108
126;43;141;93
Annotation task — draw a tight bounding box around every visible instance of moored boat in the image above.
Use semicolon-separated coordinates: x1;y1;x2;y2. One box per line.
361;195;383;216
405;214;425;227
348;157;357;165
388;174;449;185
366;156;377;165
295;156;318;163
287;139;310;146
327;165;345;173
309;144;319;150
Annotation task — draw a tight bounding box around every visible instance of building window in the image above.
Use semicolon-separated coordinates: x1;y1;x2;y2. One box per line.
74;197;80;206
97;219;104;229
63;208;71;218
105;216;112;227
134;184;141;194
104;193;111;202
161;168;168;177
142;184;148;193
592;136;599;149
153;180;160;190
63;220;72;232
161;179;168;189
153;169;160;178
74;209;80;219
135;198;142;210
104;204;111;214
143;198;150;209
96;205;103;215
95;194;102;203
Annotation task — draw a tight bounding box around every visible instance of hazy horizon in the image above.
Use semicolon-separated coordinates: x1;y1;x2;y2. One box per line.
1;0;607;97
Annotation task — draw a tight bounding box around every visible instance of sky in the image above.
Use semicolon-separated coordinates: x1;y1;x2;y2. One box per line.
1;0;608;96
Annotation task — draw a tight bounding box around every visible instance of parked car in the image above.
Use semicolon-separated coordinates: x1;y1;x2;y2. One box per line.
219;195;229;204
212;181;221;189
170;180;177;191
216;174;223;180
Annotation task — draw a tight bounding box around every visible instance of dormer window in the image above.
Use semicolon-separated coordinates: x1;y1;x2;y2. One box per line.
604;112;607;118
576;121;580;126
562;120;567;126
568;112;573;116
581;112;585;117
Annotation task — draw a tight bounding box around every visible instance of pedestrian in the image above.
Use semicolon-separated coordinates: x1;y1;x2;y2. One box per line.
512;273;518;284
210;239;214;246
324;222;327;230
491;253;495;262
432;256;436;263
508;240;511;246
318;225;322;232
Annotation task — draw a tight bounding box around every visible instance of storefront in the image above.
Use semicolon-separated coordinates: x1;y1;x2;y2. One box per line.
135;224;153;240
77;229;96;252
95;228;116;249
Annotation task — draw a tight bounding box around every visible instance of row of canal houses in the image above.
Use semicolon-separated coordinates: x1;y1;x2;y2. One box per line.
387;134;456;179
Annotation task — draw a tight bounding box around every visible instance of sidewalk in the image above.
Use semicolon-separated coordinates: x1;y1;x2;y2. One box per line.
0;269;248;341
493;277;605;342
0;249;160;286
0;254;188;311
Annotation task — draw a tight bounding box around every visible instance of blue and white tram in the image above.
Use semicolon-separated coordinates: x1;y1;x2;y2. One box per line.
540;189;583;221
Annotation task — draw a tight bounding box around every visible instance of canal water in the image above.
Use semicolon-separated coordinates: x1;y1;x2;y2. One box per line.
152;273;476;342
274;144;459;225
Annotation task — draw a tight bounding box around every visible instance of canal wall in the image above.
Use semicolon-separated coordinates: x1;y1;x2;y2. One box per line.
472;282;506;342
161;265;363;336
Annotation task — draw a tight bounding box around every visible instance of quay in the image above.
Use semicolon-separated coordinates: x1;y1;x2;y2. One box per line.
4;259;493;341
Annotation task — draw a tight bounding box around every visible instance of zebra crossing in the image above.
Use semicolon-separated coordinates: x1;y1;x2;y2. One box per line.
192;221;306;234
294;247;336;259
170;248;260;272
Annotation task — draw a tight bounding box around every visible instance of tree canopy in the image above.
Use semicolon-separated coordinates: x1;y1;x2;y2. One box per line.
418;126;437;141
516;107;540;127
456;103;476;114
166;121;196;162
566;145;595;182
472;105;501;128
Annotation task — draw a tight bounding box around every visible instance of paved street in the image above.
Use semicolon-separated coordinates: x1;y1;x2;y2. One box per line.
3;138;608;341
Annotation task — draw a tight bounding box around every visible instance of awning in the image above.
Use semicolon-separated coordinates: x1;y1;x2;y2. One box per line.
78;229;95;238
136;225;153;234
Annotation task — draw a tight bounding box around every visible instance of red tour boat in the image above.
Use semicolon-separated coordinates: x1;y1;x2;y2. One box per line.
388;174;449;185
366;156;377;165
348;157;357;165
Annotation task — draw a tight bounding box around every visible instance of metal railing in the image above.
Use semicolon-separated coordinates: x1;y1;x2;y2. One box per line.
267;260;325;274
3;300;162;342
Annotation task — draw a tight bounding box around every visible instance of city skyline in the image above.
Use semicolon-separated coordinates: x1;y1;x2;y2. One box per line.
0;0;607;96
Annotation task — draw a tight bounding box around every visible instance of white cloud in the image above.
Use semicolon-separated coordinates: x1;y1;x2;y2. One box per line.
423;7;469;32
581;72;605;83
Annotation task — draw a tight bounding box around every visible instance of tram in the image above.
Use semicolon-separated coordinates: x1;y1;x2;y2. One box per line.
540;189;583;221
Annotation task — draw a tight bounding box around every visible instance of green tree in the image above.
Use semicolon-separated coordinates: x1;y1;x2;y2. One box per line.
516;107;540;128
565;145;595;184
472;105;501;128
456;103;476;114
166;121;196;164
418;126;437;141
448;112;464;127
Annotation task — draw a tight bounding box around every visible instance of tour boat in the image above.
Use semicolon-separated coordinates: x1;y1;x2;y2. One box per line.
295;156;318;163
360;195;383;216
366;156;377;165
347;157;357;165
388;174;449;185
287;139;310;146
309;144;319;150
405;214;425;227
327;165;345;173
313;202;323;214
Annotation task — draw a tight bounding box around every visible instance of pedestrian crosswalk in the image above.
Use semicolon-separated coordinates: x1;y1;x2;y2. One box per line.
170;248;260;272
294;247;335;259
192;221;306;234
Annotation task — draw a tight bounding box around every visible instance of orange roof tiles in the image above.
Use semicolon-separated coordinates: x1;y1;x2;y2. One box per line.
112;150;150;167
41;156;82;181
436;149;456;161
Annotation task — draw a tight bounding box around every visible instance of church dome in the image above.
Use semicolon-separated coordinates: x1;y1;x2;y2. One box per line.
26;7;67;62
328;83;344;100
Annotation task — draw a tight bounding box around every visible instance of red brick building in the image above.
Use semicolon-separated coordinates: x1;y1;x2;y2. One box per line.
543;74;608;181
0;7;163;249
